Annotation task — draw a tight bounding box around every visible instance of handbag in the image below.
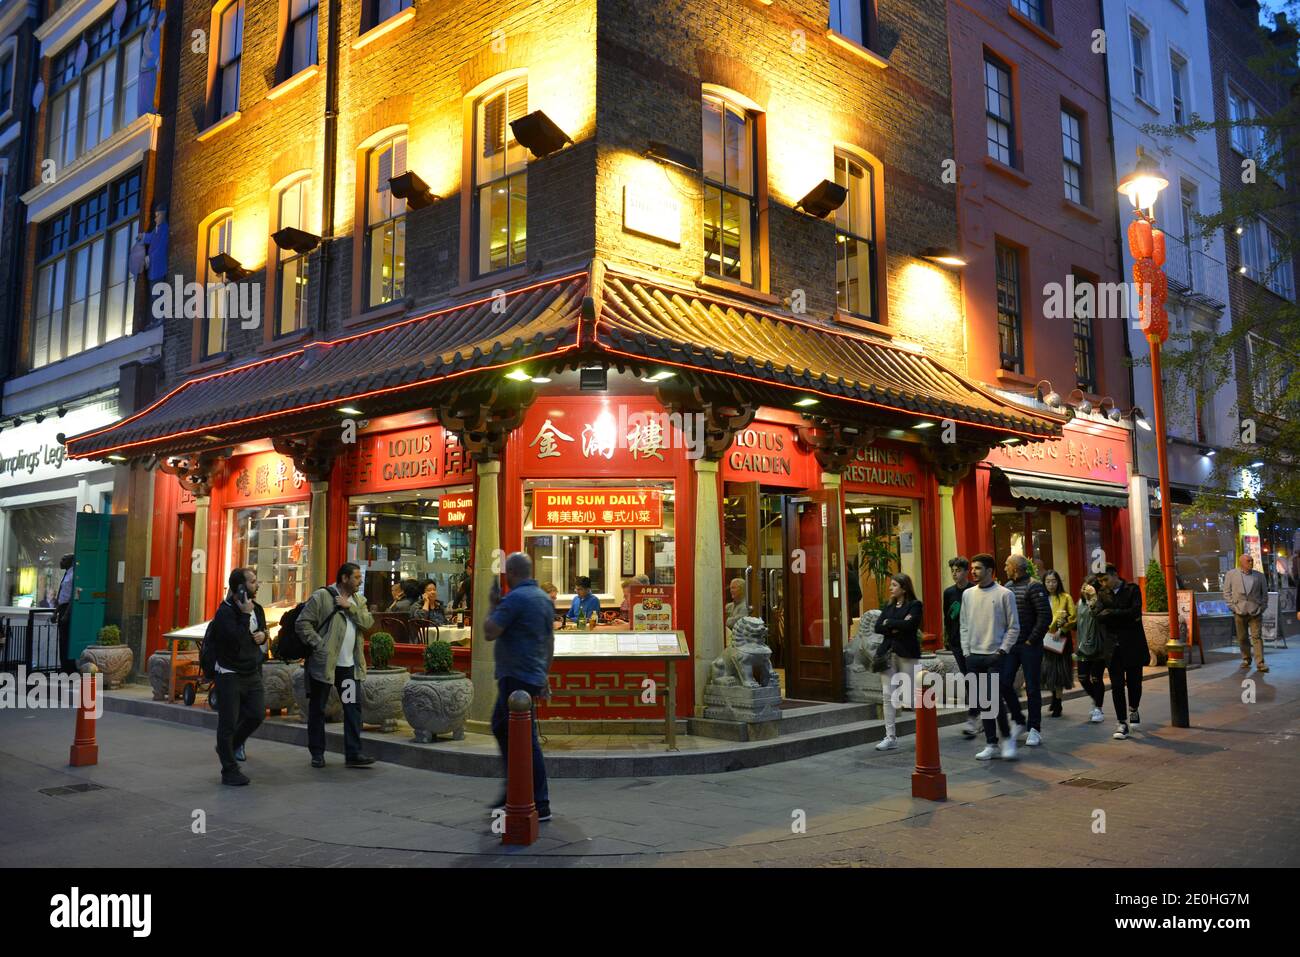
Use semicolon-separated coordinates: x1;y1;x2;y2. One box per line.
1043;631;1067;654
870;637;893;673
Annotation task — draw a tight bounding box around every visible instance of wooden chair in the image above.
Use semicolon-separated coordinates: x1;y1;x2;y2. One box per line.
408;619;439;645
370;614;410;643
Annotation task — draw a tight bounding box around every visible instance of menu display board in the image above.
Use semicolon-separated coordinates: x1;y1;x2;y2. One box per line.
628;584;674;631
552;630;688;657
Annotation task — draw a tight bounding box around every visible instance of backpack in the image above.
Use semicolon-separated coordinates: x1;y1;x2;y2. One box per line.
276;586;341;661
199;618;219;680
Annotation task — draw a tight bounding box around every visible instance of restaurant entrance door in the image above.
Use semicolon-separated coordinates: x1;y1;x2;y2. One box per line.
723;482;843;701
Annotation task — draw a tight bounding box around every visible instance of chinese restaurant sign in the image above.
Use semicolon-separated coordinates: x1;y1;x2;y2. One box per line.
533;488;664;529
628;584;675;631
986;421;1130;485
438;492;474;526
720;424;815;489
343;424;473;494
520;398;682;478
842;442;922;497
222;451;306;503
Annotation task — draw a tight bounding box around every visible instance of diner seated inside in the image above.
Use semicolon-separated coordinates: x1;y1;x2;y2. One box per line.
567;575;602;624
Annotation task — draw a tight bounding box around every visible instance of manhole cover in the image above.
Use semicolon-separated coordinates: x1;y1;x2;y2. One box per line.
1060;777;1129;791
39;782;106;796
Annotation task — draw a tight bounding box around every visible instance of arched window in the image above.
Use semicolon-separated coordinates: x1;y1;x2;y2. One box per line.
364;133;407;307
833;150;877;321
702;90;759;286
473;77;528;275
276;177;311;336
201;212;233;357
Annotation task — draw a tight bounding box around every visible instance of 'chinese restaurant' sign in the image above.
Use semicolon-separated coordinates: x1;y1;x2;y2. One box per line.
721;424;814;488
533;488;663;529
628;584;675;631
343;424;473;494
843;443;922;497
986;420;1130;486
223;451;306;503
438;493;474;526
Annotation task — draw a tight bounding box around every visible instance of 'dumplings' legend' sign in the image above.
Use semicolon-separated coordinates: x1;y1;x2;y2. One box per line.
533;488;663;529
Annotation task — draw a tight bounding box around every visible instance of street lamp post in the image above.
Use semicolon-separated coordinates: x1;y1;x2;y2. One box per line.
1118;148;1189;727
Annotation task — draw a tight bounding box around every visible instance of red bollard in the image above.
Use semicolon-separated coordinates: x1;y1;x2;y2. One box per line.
69;665;100;768
911;668;947;801
502;690;538;846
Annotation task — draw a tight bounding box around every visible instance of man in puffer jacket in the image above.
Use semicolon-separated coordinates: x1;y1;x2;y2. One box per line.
1003;554;1052;747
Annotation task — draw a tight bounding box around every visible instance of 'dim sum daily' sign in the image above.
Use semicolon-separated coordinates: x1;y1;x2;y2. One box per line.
533;488;664;529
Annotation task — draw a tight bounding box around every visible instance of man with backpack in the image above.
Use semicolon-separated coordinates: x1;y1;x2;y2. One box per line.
295;562;375;768
209;568;268;786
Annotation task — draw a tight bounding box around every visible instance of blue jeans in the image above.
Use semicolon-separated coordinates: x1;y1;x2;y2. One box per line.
490;677;550;812
1002;642;1040;730
966;653;1011;745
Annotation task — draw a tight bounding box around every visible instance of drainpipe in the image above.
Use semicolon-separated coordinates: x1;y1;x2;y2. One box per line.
316;0;341;334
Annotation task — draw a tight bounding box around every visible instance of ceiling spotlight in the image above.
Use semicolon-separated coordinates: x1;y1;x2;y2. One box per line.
794;397;820;408
338;406;363;416
913;421;935;430
640;370;676;383
388;170;439;209
505;369;533;382
1001;437;1020;445
920;246;968;268
795;179;848;219
529;376;552;384
510;110;572;159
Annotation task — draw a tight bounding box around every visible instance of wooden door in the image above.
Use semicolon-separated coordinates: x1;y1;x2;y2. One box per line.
783;492;844;701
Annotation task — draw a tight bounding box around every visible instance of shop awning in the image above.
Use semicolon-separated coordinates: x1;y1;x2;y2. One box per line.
65;270;591;458
594;266;1061;439
1001;468;1130;508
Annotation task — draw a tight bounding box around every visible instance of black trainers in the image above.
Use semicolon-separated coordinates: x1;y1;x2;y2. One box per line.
537;807;553;822
1128;709;1140;726
221;771;250;786
1112;723;1130;740
345;755;376;768
311;755;326;768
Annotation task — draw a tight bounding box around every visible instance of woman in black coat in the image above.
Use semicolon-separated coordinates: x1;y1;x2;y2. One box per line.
1095;570;1149;739
872;573;923;752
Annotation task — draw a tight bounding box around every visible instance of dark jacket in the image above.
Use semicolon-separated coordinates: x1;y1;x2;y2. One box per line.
875;599;924;659
1097;580;1150;667
1007;576;1052;646
211;596;268;676
942;582;973;651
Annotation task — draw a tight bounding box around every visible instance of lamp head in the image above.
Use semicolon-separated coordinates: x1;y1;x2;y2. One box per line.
1118;147;1168;217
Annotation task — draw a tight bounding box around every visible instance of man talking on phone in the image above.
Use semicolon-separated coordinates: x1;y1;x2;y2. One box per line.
212;568;268;786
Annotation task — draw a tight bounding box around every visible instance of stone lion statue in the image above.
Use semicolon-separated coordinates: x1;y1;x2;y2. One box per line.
710;616;778;689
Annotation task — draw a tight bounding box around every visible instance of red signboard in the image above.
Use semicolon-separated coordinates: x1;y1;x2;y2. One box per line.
519;397;683;478
438;492;475;526
533;488;664;529
627;584;675;631
842;442;923;497
985;419;1131;486
721;423;815;489
222;450;308;504
342;424;473;495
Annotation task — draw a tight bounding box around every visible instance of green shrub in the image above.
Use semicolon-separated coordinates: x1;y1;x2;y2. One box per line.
97;625;122;645
1144;559;1168;613
424;640;454;675
369;631;395;670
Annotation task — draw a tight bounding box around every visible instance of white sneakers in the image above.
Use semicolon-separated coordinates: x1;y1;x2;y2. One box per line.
962;717;981;738
1025;729;1042;747
975;744;998;761
1010;721;1027;741
1089;707;1105;723
875;736;899;751
1000;738;1018;760
974;738;1019;760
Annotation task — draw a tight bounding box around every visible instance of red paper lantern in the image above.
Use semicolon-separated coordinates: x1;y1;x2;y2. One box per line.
1154;270;1168;304
1128;219;1154;260
1152;228;1167;267
1146;302;1169;344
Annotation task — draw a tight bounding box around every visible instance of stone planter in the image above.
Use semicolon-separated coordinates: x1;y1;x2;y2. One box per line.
147;649;199;700
292;667;342;722
262;660;301;715
402;672;474;742
80;644;134;689
361;667;410;732
1142;613;1171;665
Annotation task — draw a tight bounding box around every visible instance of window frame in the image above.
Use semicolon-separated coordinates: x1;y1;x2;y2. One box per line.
211;0;246;123
1011;0;1046;28
701;88;762;288
361;0;413;35
1265;225;1295;301
273;175;312;339
363;132;409;309
198;210;234;360
1060;104;1085;206
282;0;320;82
472;77;529;278
1129;18;1152;105
984;52;1016;168
828;0;879;52
1169;50;1188;126
995;239;1025;374
1071;269;1097;394
832;148;879;323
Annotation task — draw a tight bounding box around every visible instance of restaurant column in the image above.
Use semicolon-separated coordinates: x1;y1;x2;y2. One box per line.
938;485;958;570
693;458;722;711
273;432;343;594
159;452;224;624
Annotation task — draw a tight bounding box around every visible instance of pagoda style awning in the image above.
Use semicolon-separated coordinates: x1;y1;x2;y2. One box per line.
66;260;1062;461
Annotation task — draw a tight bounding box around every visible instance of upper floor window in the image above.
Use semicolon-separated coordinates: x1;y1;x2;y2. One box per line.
984;54;1014;167
365;133;407;307
215;0;245;120
362;0;412;32
702;91;758;286
202;212;234;358
1072;271;1096;393
1011;0;1045;27
1228;89;1254;154
833;150;876;321
995;240;1024;373
829;1;877;49
1247;333;1294;416
1130;20;1151;102
286;0;319;78
31;170;141;369
474;78;528;275
1265;225;1295;301
44;0;151;171
0;48;14;118
1178;179;1201;292
1169;53;1188;125
1061;107;1084;205
276;177;311;336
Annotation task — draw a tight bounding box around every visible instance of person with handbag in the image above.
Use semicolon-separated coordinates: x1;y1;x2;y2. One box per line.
872;574;923;752
960;554;1021;760
1074;574;1111;724
1040;569;1076;718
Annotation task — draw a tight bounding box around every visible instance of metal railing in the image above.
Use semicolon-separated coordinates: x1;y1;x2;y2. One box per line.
0;608;61;674
1163;236;1229;309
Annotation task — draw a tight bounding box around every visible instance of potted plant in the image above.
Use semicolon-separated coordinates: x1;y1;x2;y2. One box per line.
859;534;900;610
402;640;474;742
261;630;301;716
1141;558;1171;665
80;624;134;689
360;631;409;732
147;639;199;701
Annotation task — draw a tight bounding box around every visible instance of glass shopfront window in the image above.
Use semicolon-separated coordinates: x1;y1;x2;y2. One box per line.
993;507;1055;575
229;502;310;609
1166;508;1237;592
346;487;473;612
3;502;76;607
843;494;922;619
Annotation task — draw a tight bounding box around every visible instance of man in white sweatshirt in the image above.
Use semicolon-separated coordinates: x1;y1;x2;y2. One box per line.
960;553;1022;760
